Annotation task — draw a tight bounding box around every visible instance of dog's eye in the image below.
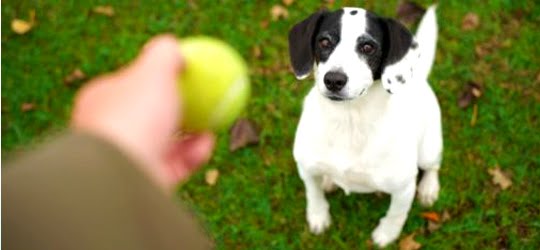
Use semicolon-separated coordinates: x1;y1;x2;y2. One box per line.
319;38;331;49
359;43;375;54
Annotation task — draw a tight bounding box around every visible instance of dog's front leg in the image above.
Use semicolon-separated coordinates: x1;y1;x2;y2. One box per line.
298;166;331;234
372;182;415;247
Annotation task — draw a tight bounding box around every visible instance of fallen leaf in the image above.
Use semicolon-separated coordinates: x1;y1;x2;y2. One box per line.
427;221;441;233
474;36;503;58
458;82;483;108
21;103;35;112
470;104;478;127
471;87;482;98
326;0;336;7
187;0;199;10
441;210;451;222
93;5;115;16
262;154;272;166
282;0;294;6
271;5;289;21
462;12;479;31
365;239;374;249
64;68;86;85
260;20;269;29
11;19;33;34
205;169;219;186
229;118;260;151
420;212;440;222
474;44;489;58
399;233;422;250
488;166;512;190
396;1;426;26
252;46;262;59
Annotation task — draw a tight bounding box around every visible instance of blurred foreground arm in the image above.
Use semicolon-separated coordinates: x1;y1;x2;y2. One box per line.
3;36;214;250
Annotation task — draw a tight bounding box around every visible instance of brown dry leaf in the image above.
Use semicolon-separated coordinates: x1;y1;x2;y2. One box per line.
420;211;440;222
474;44;489;58
441;210;451;222
11;19;33;35
11;10;36;35
21;103;35;112
458;82;483;108
365;239;374;249
396;1;426;26
271;5;289;21
462;12;479;31
262;154;273;166
282;0;294;6
64;68;86;85
205;169;219;186
399;233;422;250
326;0;336;7
187;0;199;10
488;166;512;190
260;20;269;29
229;118;260;151
252;46;262;59
427;221;441;233
93;5;115;17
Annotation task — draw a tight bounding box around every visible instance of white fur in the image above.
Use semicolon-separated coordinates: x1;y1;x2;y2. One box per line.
293;6;442;247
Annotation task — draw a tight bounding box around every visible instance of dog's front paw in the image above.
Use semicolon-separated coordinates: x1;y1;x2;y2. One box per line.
307;210;331;234
417;171;439;207
371;217;404;247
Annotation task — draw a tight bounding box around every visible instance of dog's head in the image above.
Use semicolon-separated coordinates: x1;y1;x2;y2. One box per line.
288;8;416;101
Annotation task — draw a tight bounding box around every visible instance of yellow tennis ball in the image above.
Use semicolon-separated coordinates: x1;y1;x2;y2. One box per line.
179;36;250;132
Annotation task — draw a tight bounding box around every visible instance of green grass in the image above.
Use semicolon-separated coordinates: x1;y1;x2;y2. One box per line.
2;0;540;249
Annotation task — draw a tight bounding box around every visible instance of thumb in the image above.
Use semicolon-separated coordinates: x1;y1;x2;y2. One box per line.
131;35;183;83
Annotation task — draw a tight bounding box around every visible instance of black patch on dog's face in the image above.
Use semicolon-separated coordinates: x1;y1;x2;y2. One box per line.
362;12;385;80
313;10;344;63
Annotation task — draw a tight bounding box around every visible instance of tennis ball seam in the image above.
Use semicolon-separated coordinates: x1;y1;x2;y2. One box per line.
209;76;247;128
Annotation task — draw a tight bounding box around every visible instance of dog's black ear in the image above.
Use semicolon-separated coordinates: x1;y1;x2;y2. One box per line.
379;18;414;94
380;18;412;68
288;10;327;80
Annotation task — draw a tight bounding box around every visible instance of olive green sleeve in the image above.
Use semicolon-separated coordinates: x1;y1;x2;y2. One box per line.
2;131;212;250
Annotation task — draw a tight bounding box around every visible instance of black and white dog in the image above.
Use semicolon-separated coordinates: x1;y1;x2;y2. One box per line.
288;6;442;247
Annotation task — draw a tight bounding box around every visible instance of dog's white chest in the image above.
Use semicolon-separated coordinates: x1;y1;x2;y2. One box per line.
293;86;419;194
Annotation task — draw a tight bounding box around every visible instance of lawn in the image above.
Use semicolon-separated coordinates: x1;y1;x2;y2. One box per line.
2;0;539;249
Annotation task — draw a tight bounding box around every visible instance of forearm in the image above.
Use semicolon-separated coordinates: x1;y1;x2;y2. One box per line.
2;131;210;250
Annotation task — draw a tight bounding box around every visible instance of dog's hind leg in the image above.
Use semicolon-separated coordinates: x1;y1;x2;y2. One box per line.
417;105;443;207
298;166;331;234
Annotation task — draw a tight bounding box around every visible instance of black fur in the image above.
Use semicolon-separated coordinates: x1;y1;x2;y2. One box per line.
378;17;413;74
288;11;327;78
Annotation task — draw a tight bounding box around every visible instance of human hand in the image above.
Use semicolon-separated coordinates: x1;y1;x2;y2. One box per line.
71;35;214;191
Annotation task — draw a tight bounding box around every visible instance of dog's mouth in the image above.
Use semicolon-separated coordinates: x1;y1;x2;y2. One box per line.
324;89;366;102
325;94;350;101
327;95;346;101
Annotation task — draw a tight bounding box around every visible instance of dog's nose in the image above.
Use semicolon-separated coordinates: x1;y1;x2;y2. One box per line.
324;71;348;92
